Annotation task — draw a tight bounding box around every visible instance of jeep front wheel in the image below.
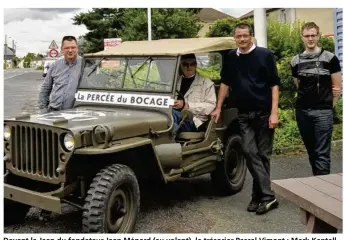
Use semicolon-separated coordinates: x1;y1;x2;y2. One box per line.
4;199;30;226
211;134;247;195
82;164;140;233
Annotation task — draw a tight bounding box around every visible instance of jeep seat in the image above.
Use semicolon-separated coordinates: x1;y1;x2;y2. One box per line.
177;131;205;140
175;120;208;143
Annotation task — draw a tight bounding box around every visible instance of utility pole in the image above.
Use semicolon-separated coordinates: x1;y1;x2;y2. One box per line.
253;9;267;47
148;8;152;41
78;36;85;57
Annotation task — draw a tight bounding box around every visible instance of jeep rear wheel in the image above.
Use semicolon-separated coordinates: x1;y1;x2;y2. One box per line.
4;199;30;226
211;134;246;195
82;164;140;233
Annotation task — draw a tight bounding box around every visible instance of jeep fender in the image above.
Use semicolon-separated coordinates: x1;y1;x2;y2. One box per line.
74;137;167;183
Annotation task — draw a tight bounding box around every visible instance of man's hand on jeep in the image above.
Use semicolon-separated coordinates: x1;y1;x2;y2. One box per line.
211;108;221;123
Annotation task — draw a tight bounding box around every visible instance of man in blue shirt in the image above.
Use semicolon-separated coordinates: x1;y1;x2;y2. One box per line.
211;23;280;215
38;36;82;113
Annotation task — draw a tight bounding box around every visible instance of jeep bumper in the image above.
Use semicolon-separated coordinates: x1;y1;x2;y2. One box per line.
4;183;62;213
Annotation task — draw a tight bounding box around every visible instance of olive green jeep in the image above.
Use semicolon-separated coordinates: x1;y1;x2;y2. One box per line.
3;37;246;233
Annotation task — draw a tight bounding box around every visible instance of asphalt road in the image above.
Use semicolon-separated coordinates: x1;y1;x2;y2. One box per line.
4;68;37;81
3;71;343;233
4;69;42;119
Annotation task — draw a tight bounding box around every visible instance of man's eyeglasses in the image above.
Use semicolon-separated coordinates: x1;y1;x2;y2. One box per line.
63;46;77;51
234;34;250;39
181;61;197;68
302;34;318;39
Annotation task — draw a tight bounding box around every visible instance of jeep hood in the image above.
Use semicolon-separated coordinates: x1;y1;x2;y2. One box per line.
8;107;170;138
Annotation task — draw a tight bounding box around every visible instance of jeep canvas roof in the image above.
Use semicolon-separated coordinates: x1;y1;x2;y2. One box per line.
84;37;239;57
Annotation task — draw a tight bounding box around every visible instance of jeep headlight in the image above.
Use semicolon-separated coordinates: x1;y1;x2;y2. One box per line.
4;125;11;141
63;133;75;151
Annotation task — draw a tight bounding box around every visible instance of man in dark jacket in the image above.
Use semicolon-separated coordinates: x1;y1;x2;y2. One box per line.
211;23;280;215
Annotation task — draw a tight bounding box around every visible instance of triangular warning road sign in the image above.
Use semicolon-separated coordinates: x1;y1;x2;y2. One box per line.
48;40;59;49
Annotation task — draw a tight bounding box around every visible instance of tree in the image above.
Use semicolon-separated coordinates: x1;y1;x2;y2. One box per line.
206;18;254;37
72;8;126;53
72;8;202;53
119;9;202;40
267;20;304;60
23;53;35;68
12;57;21;68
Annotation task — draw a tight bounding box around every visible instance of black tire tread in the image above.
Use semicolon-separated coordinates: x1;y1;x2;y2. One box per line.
211;134;247;195
82;164;140;233
4;200;30;226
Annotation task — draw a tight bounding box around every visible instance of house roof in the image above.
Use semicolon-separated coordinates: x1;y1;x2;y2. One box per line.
240;8;280;19
4;45;15;56
198;8;234;22
84;37;239;57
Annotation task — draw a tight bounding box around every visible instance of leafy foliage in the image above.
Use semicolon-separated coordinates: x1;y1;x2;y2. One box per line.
12;57;21;68
334;97;343;123
72;8;202;53
120;9;202;41
206;18;254;37
318;37;335;52
276;56;297;109
267;19;335;60
267;20;304;60
197;65;221;80
23;53;36;68
72;9;126;53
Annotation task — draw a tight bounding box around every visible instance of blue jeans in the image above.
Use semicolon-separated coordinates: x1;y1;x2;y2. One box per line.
172;109;198;132
296;109;333;175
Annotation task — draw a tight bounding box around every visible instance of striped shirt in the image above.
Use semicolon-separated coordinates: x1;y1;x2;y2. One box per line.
291;49;341;109
38;57;82;112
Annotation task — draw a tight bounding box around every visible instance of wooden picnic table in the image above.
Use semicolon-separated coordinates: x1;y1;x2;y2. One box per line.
272;173;342;233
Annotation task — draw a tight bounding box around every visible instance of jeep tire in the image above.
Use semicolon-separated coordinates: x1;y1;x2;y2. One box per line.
82;164;140;233
4;199;30;226
211;134;246;195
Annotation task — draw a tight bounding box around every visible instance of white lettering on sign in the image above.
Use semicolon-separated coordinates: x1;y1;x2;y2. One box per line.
75;91;174;108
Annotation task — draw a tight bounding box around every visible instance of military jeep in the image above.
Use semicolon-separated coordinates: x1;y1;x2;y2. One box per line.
3;37;246;233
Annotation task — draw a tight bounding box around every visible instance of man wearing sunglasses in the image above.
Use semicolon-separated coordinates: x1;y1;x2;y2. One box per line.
38;35;82;113
290;22;342;176
173;53;216;132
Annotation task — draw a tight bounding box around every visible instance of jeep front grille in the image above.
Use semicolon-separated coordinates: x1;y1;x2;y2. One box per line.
10;126;60;178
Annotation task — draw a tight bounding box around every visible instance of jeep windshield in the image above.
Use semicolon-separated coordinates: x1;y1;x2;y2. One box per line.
79;57;178;93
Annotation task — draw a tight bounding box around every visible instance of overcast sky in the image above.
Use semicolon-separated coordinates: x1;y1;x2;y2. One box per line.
4;8;252;58
4;8;91;57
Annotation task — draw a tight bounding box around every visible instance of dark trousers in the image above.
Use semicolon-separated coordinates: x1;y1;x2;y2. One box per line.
296;109;333;176
172;109;198;132
238;110;275;201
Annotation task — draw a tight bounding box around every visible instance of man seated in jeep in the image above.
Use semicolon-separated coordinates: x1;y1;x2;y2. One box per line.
173;53;216;132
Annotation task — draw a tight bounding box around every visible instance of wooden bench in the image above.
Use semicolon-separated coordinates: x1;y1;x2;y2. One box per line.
272;173;342;233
